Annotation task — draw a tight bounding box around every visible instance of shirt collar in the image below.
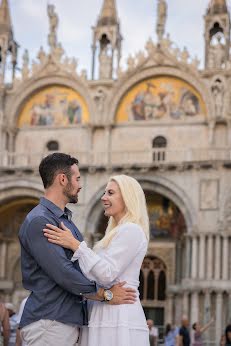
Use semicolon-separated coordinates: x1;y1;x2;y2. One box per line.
40;197;72;221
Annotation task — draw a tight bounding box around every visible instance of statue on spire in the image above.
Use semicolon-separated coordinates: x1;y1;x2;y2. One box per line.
156;0;167;43
47;4;58;50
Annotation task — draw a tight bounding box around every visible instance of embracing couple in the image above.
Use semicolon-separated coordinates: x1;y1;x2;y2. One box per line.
19;152;150;346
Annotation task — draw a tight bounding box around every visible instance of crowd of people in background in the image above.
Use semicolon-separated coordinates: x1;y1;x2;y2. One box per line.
2;300;231;345
0;298;28;346
147;315;231;346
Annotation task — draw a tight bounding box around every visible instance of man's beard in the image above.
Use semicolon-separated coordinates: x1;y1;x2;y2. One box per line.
63;182;78;204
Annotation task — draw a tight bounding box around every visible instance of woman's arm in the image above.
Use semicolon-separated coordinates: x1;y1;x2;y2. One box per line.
200;318;214;333
44;222;147;286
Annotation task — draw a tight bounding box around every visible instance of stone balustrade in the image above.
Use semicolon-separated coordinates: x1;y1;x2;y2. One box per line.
0;147;231;169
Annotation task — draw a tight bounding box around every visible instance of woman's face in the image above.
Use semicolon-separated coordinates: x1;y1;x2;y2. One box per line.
101;180;126;222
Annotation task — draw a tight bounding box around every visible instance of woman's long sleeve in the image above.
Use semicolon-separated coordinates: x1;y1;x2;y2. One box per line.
71;223;147;286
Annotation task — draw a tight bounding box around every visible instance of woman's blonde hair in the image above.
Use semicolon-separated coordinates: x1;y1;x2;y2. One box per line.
94;175;149;249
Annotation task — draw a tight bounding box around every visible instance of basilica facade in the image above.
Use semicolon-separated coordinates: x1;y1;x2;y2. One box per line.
0;0;231;344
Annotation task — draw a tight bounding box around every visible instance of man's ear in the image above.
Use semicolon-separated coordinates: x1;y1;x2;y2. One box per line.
58;173;67;186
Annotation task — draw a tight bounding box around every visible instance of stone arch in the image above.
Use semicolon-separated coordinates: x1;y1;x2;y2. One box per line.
83;175;196;240
108;66;212;124
6;76;94;127
0;178;43;202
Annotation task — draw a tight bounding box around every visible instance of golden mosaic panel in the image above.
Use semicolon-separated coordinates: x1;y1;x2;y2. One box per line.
116;76;207;122
18;85;89;127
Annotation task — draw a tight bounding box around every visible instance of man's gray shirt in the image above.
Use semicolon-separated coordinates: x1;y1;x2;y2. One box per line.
19;197;97;328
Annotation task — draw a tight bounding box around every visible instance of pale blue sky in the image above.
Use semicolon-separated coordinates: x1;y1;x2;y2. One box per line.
8;0;231;75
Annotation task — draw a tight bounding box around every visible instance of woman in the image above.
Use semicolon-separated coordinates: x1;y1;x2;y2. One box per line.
43;175;149;346
165;323;178;346
191;318;214;346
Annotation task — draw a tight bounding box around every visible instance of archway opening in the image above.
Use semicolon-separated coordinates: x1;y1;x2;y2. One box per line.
0;197;38;304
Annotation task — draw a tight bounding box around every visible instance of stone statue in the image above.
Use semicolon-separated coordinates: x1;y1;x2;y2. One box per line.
156;0;167;43
99;48;112;79
94;89;106;114
47;4;58;50
211;80;224;118
208;34;226;69
214;37;225;68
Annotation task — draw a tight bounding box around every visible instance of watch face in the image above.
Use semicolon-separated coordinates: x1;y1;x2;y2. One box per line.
104;290;113;301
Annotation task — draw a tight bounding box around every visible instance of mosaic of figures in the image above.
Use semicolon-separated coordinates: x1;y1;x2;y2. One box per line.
18;86;89;127
146;192;186;240
116;77;206;123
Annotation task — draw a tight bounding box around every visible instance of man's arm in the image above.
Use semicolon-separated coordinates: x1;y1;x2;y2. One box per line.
22;216;98;296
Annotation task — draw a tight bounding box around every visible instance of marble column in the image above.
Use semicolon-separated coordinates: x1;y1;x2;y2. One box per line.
216;292;223;345
204;290;211;322
104;126;112;166
215;235;221;280
182;292;189;317
191;235;198;279
228;293;231;326
0;242;7;278
199;234;205;279
190;291;199;323
222;235;229;280
203;290;211;341
185;236;191;278
166;294;174;324
207;235;213;280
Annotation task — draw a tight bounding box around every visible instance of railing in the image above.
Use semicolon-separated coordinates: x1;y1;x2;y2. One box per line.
0;148;231;169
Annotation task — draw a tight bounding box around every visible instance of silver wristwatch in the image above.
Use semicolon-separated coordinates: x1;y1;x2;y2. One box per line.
103;289;114;302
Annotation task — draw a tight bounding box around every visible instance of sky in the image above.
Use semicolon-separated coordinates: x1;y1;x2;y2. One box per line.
8;0;231;76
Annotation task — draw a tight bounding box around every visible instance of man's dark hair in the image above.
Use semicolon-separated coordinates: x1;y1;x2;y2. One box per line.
39;153;79;188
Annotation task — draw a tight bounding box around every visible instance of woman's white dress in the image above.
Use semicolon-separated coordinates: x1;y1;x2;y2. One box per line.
71;222;149;346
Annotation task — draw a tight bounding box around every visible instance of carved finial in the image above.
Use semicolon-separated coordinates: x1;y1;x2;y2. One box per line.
180;46;190;64
22;49;30;79
47;4;58;51
37;46;46;64
156;0;167;43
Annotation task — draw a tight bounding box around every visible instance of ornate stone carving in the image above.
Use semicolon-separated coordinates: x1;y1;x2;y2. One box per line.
180;47;190;64
211;79;224;118
94;89;106;114
99;48;112;79
224;194;231;230
200;179;219;210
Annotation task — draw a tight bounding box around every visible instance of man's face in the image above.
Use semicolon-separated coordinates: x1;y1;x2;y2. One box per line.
63;164;82;204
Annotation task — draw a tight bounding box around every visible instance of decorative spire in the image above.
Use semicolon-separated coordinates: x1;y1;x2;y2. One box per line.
207;0;228;15
156;0;167;43
0;0;12;35
97;0;118;26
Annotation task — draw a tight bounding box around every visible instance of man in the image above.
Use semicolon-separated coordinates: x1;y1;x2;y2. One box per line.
179;316;191;346
147;319;158;346
0;302;10;346
5;303;17;346
19;153;136;346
